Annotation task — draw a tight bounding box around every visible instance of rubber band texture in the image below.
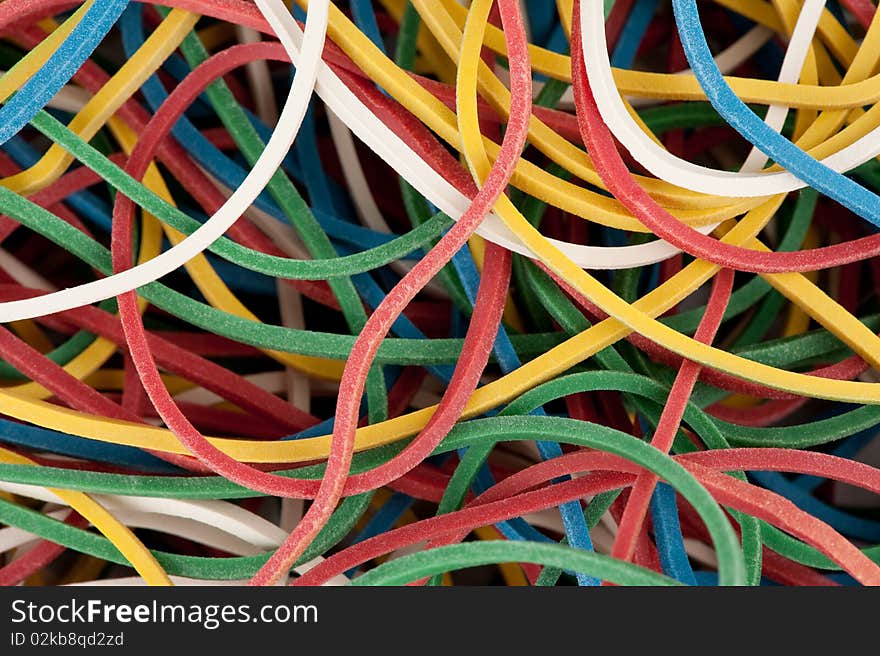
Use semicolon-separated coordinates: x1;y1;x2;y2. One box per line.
0;0;878;587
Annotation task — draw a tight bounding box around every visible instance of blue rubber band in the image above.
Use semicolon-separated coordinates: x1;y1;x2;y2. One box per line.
650;483;698;584
350;0;386;52
449;241;598;585
0;0;129;146
749;470;880;541
0;418;177;472
671;0;880;227
611;0;660;68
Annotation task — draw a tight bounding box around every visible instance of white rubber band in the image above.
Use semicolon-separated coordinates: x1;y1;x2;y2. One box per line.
0;481;348;582
0;0;832;327
0;0;329;322
577;0;880;198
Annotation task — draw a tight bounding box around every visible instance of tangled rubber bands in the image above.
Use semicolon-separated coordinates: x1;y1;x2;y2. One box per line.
0;0;879;586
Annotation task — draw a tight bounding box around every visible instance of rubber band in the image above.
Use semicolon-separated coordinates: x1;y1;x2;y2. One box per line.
0;1;322;322
0;0;878;588
0;0;128;146
579;0;880;204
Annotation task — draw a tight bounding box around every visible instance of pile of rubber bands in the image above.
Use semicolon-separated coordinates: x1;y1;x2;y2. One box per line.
1;0;880;587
